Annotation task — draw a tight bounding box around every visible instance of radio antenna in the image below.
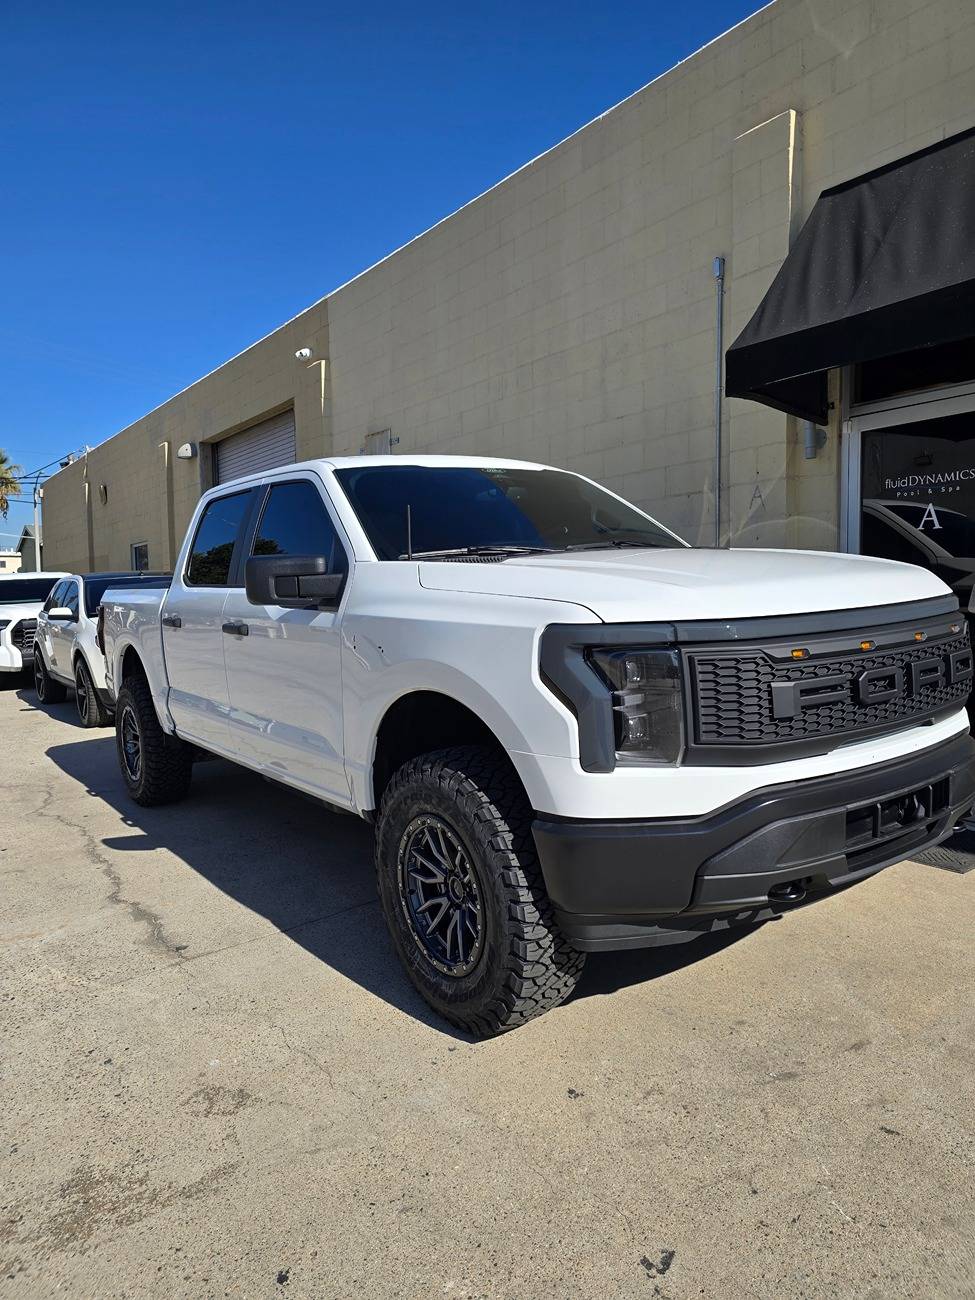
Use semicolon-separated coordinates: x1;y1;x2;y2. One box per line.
406;504;413;560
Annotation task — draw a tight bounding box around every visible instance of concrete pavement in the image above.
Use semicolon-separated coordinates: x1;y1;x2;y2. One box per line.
1;678;974;1299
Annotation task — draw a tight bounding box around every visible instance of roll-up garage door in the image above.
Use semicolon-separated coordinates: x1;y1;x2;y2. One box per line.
214;410;297;484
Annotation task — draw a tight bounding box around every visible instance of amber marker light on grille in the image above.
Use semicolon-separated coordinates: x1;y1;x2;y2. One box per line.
914;631;927;642
790;648;809;659
859;640;875;651
951;623;961;634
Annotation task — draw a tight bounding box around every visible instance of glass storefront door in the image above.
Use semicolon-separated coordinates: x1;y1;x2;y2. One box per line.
857;408;975;612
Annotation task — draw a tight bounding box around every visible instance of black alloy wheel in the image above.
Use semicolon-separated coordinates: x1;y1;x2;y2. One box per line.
33;654;46;701
397;814;485;977
119;702;142;783
76;666;91;724
75;658;111;728
33;651;67;704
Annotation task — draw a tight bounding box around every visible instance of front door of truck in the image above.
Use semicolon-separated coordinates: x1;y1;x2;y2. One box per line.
48;578;80;679
37;580;67;676
221;475;351;805
162;487;256;756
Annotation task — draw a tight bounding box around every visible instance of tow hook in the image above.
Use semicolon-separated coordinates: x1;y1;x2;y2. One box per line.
768;880;808;904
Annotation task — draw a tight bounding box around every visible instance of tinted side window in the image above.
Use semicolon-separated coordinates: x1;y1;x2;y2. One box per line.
186;491;252;586
44;581;67;612
63;581;80;620
252;481;347;575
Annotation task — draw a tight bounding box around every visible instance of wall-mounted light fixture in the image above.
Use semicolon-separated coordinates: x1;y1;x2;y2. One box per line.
295;346;314;361
802;421;827;460
176;442;197;460
98;484;108;505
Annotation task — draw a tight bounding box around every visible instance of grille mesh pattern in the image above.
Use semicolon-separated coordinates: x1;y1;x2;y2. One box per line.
11;620;37;656
690;634;970;746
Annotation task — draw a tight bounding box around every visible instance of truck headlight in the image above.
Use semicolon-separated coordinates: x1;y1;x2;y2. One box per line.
588;647;684;764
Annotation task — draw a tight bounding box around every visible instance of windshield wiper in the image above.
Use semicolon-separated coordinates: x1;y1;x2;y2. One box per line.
561;538;666;552
399;544;559;560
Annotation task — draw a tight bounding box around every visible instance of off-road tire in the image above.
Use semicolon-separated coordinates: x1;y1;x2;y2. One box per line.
75;657;111;728
33;651;67;704
115;675;193;806
375;745;585;1036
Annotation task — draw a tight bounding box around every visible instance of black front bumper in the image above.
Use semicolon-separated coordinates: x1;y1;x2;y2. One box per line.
532;732;975;951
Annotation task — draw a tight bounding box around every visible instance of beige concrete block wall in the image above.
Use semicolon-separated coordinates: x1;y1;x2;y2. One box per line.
41;0;975;563
43;305;329;572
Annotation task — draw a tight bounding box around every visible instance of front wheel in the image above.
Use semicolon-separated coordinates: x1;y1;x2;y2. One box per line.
34;651;67;704
75;658;111;728
375;746;585;1037
115;675;193;806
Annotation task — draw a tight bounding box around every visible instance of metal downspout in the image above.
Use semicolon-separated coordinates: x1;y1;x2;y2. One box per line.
713;256;726;547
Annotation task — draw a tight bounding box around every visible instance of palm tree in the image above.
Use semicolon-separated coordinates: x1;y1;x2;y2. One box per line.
0;449;21;519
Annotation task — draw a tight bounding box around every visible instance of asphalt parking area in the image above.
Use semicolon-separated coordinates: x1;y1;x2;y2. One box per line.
2;679;974;1299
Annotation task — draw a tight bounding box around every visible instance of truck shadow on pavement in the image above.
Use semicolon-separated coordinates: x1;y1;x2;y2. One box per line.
13;683;86;726
45;731;751;1038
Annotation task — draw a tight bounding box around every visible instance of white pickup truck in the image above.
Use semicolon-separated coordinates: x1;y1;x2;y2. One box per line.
101;456;975;1035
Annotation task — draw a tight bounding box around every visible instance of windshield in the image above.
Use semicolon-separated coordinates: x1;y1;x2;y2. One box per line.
334;465;683;560
0;578;59;605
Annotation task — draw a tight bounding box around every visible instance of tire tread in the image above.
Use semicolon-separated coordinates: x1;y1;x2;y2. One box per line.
115;675;192;806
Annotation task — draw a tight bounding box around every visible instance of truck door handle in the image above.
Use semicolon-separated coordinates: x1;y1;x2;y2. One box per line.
222;621;249;637
161;613;182;629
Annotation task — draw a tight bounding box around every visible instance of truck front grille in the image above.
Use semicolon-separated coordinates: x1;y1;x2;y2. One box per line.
11;619;37;658
685;618;971;763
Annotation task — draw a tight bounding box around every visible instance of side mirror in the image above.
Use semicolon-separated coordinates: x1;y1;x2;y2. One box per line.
47;607;75;622
245;554;343;609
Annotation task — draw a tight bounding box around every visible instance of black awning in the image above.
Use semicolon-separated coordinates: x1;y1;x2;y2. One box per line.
725;125;975;423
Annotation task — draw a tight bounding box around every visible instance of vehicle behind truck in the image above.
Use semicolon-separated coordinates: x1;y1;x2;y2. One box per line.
32;571;171;726
100;456;975;1035
0;573;68;679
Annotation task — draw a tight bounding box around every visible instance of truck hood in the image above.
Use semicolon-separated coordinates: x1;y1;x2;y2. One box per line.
0;601;43;621
417;547;952;622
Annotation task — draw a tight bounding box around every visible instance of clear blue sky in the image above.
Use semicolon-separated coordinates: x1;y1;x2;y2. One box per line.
1;0;758;543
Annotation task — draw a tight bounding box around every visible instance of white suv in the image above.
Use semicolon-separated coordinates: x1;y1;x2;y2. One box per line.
0;574;68;680
33;572;170;726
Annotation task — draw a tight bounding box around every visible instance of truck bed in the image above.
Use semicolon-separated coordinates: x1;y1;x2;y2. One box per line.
101;584;171;704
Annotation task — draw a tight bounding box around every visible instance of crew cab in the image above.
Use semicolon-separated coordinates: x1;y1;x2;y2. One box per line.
32;571;171;726
100;456;975;1035
0;573;68;678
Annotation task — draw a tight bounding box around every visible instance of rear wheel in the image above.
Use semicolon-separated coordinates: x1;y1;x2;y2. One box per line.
115;675;193;806
33;652;67;704
375;745;585;1036
75;658;111;728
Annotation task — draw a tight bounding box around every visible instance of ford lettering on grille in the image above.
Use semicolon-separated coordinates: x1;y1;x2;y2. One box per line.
688;628;972;752
769;648;973;720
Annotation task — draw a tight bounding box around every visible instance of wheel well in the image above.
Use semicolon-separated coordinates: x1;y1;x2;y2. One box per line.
371;692;512;810
119;646;148;686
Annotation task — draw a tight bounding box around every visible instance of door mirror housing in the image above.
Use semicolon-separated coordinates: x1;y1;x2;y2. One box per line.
245;554;343;609
47;607;75;622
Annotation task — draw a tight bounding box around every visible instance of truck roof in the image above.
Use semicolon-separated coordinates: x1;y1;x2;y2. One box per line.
205;454;557;493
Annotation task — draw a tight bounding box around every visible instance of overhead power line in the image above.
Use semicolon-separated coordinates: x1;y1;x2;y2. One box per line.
7;449;90;484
